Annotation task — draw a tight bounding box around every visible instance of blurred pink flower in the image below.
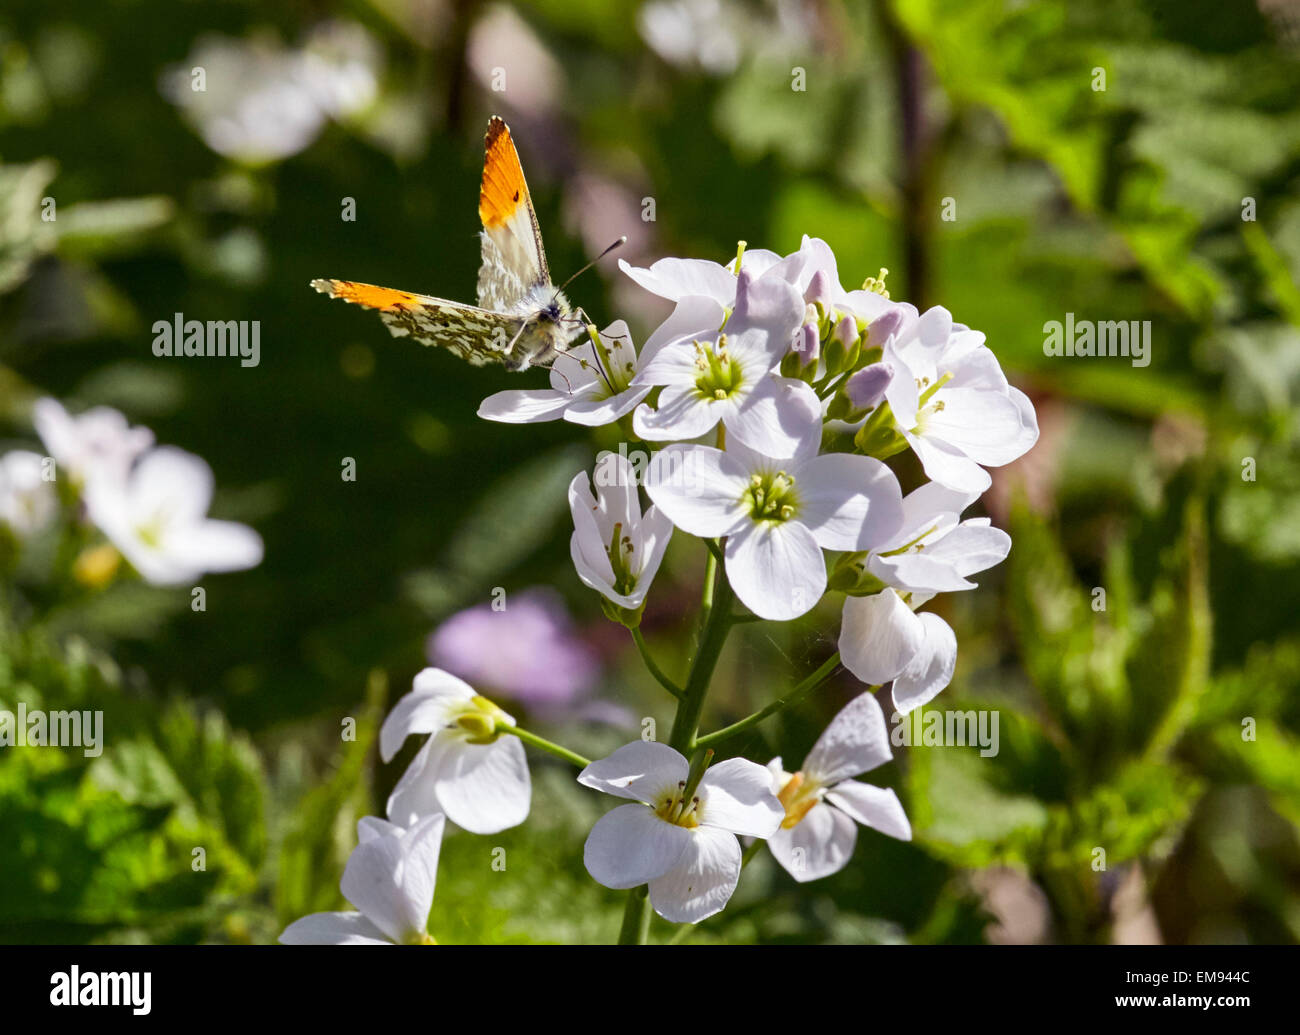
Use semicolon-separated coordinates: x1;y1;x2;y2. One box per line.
427;588;601;710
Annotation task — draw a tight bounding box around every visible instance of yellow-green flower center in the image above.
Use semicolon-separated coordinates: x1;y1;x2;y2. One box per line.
453;695;510;744
692;335;743;400
653;781;703;829
742;470;799;524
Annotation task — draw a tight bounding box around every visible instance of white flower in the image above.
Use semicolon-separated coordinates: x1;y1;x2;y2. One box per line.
882;307;1038;493
839;588;957;714
279;814;444;945
160;24;380;164
32;397;153;488
477;320;652;426
644;428;903;621
631;268;819;456
381;668;531;835
84;446;263;585
0;451;57;537
579;742;783;923
569;452;673;610
766;691;911;882
864;481;1012;594
837;484;1011;713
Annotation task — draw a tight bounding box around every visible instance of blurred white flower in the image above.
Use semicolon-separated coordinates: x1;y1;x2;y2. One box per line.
0;450;57;537
161;23;380;164
765;691;910;883
32;397;153;488
84;446;263;585
279;814;444;945
640;0;741;74
381;668;531;835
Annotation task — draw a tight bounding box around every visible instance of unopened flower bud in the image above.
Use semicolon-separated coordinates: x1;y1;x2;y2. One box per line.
805;270;835;314
845;362;893;411
782;322;820;379
865;307;903;348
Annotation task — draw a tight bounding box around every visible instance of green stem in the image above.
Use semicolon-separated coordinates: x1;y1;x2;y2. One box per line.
631;627;684;700
498;725;590;769
617;884;651;945
669;559;736;755
694;653;845;751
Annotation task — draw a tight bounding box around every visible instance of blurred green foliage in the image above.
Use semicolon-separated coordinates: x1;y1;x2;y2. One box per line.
1;0;1298;943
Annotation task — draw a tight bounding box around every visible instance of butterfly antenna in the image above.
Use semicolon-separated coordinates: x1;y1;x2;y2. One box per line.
555;236;627;297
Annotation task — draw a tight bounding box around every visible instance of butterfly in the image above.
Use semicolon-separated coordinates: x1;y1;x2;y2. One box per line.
312;116;619;372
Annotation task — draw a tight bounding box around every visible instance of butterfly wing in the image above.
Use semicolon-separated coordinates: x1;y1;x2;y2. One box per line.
477;116;551;311
310;279;523;367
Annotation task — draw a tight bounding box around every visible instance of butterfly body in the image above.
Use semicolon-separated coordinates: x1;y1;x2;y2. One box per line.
312;116;583;372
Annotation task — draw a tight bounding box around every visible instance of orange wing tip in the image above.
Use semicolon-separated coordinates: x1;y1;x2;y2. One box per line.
479;117;529;230
310;279;416;312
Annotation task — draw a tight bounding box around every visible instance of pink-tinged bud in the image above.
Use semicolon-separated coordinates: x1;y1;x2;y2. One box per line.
798;322;819;361
832;315;857;349
731;268;756;325
865;307;903;348
805;269;835;311
846;362;893;410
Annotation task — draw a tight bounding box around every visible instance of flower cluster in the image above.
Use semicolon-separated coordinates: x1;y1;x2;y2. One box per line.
489;236;1036;714
0;397;262;586
279;236;1036;944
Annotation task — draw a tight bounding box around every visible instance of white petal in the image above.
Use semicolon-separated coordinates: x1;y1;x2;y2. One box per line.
279;912;393;945
826;782;912;840
165;519;263;574
804;690;893;783
432;735;531;834
632;385;723;442
725;520;826;621
891;612;957;713
723;376;822;458
385;738;448;827
379;669;474;761
618;256;736;304
923;520;1012;580
584;803;691;888
838;589;925;685
638;296;728;365
633;337;709;387
798;452;904;552
767;802;857;882
644;444;748;537
565;384;652;426
905;431;992;493
477;388;575;423
340;813;444;942
129;446;214;524
578;741;688;804
923;387;1030;466
698;757;784;837
647;825;742;923
869;551;976;594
